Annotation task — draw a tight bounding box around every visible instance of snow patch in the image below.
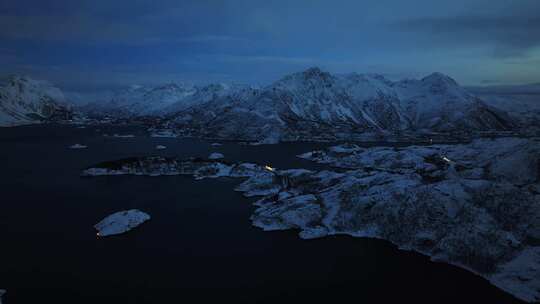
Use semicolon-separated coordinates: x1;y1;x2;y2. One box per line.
95;209;151;237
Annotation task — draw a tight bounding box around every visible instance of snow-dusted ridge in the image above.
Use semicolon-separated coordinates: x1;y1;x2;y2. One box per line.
0;76;72;127
163;67;515;143
83;81;255;118
75;67;518;143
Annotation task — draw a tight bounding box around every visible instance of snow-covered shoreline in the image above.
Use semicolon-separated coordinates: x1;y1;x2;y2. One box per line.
82;137;540;302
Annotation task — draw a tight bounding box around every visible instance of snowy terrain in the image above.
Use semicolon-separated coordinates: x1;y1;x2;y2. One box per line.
0;76;72;127
83;83;196;117
72;67;517;143
83;82;253;118
289;138;540;302
83;137;540;302
163;68;514;143
94;209;151;237
82;156;273;180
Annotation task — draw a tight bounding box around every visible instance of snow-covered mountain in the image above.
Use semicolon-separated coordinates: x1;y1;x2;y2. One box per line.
393;73;513;132
82;81;260;119
0;76;72;127
84;83;197;117
164;67;514;142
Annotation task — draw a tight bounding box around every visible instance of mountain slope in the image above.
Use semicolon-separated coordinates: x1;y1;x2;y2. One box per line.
83;82;258;119
165;68;514;142
0;76;72;127
469;83;540;131
394;73;513;132
84;83;197;117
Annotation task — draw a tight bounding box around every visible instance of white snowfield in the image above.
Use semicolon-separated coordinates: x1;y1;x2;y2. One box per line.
94;209;151;237
0;76;71;127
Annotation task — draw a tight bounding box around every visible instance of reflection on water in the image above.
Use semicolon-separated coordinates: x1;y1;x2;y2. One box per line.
0;124;523;303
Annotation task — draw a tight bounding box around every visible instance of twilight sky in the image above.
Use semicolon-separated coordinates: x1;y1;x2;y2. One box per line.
1;0;539;93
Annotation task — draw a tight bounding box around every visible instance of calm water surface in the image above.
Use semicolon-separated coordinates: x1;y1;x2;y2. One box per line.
0;124;523;303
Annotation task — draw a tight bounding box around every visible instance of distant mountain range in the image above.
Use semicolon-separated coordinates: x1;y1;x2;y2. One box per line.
2;68;537;142
162;68;514;142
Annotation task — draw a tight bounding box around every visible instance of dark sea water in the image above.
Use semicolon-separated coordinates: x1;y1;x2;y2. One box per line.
0;124;524;303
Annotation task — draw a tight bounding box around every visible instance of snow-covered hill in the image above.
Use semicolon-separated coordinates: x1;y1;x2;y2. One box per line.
165;67;514;143
394;73;512;132
0;76;72;127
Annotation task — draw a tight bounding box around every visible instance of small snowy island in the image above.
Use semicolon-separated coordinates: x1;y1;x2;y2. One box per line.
69;144;87;149
112;134;135;138
94;209;151;237
208;152;224;160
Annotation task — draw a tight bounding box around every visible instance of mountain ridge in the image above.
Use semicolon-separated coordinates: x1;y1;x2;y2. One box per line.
0;76;72;127
163;67;514;143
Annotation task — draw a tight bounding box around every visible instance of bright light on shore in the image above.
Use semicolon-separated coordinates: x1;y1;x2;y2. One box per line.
265;165;275;172
442;156;452;163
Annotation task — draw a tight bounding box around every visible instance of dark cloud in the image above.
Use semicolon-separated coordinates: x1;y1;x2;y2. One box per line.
0;0;539;90
395;3;540;57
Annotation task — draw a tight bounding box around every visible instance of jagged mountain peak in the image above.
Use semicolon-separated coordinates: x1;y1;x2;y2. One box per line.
167;68;513;140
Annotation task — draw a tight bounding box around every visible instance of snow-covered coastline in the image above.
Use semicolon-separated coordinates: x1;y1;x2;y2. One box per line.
283;138;540;302
82;156;274;181
82;137;540;302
